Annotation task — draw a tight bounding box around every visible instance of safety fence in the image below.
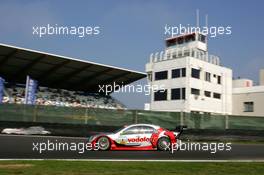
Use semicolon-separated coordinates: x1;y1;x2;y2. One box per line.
0;103;264;130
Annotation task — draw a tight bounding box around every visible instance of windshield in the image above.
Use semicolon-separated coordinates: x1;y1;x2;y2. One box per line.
113;126;126;133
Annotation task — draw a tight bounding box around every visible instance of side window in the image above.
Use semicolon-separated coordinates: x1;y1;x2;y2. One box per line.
140;126;156;134
122;126;140;135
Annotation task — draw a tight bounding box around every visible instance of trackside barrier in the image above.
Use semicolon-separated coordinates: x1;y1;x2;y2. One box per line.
0;103;264;130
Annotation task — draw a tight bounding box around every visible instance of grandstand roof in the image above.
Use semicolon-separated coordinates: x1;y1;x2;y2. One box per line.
0;43;146;93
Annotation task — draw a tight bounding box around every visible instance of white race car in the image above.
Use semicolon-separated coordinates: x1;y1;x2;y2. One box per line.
89;123;186;151
1;126;50;135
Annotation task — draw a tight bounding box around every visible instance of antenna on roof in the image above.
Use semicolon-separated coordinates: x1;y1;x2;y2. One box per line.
205;14;209;47
205;14;208;28
196;9;200;28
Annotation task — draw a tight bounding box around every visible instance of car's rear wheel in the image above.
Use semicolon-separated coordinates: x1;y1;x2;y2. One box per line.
157;137;171;151
97;136;110;150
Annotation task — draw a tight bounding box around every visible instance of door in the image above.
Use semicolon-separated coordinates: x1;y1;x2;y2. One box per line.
116;125;156;147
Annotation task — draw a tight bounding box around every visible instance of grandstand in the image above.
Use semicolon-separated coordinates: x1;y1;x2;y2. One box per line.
0;43;146;109
3;85;125;109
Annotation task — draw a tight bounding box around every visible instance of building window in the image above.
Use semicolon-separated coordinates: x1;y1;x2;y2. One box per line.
217;76;221;84
182;68;186;77
166;39;176;47
213;93;221;99
178;51;183;57
191;88;200;95
244;102;254;112
184;50;190;56
154;90;167;101
178;37;184;44
191;68;200;79
199;34;206;43
147;72;152;81
172;69;180;78
171;88;180;100
204;91;211;97
172;53;177;58
171;88;185;100
205;72;211;82
185;34;196;43
182;88;186;99
155;71;168;80
172;68;186;78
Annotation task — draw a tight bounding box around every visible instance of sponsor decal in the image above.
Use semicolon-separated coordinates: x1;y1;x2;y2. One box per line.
116;136;128;144
128;137;150;143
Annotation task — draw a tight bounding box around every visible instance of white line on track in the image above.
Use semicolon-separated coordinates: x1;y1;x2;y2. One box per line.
0;134;87;140
0;159;264;162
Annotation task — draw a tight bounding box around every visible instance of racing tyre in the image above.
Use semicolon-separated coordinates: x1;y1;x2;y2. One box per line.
157;137;171;151
97;136;110;150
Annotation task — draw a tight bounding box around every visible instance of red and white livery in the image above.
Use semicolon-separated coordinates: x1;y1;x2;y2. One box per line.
89;124;186;151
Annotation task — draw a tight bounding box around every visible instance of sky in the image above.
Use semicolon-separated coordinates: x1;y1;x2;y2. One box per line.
0;0;264;109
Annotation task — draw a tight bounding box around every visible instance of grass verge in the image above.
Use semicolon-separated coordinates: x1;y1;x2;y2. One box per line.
0;160;264;175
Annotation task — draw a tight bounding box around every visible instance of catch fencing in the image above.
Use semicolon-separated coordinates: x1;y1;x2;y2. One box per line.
0;103;264;130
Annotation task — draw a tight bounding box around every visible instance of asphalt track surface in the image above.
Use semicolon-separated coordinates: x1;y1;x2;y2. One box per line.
0;134;264;160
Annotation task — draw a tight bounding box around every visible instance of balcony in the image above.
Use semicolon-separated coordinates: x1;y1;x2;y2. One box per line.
149;48;220;66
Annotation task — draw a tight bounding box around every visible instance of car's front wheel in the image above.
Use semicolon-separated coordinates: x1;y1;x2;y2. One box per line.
157;137;171;151
97;136;110;150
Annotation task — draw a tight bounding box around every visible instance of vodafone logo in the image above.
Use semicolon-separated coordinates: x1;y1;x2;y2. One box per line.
128;137;150;143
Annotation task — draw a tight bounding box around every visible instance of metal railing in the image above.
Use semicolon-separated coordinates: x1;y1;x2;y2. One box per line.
149;48;220;66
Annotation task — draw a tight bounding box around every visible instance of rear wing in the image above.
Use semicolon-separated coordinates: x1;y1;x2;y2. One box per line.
174;125;187;138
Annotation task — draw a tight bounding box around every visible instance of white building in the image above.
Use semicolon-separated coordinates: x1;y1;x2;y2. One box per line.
232;73;264;116
145;32;264;116
145;33;232;114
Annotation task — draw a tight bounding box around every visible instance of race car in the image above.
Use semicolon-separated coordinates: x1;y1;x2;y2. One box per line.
88;124;186;151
